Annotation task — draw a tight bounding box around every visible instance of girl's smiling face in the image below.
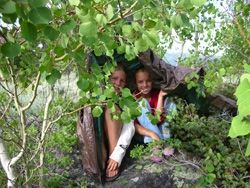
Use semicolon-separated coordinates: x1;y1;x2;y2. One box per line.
110;69;126;93
135;70;152;96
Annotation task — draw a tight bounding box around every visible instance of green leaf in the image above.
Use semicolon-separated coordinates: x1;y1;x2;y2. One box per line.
171;15;183;27
92;106;103;117
205;161;215;173
229;115;250;138
28;7;52;25
144;19;156;29
106;4;114;21
77;78;90;91
79;21;97;38
21;22;37;42
244;64;250;73
0;1;16;14
246;138;250;156
69;0;80;6
235;76;250;116
122;88;131;98
46;69;61;85
59;34;69;48
135;38;148;52
1;42;21;58
60;20;76;33
44;26;59;41
28;0;48;8
122;25;133;36
190;0;206;7
219;68;226;76
121;111;131;123
95;14;108;26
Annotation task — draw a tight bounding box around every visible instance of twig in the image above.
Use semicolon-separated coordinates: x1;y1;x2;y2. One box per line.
0;82;13;96
0;98;13;120
117;0;124;19
236;138;250;164
22;72;41;111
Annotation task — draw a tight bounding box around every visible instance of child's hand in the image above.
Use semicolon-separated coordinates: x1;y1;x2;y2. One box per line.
159;90;167;97
149;132;160;141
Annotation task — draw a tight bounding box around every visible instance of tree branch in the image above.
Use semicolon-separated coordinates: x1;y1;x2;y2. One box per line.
233;16;250;48
22;72;41;111
117;0;124;19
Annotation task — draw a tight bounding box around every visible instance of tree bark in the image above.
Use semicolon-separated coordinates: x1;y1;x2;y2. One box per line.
0;137;16;187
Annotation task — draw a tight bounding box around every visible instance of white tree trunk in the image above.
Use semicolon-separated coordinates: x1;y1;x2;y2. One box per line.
0;137;16;187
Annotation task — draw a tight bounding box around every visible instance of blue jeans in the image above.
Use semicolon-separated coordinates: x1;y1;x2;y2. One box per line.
137;97;176;143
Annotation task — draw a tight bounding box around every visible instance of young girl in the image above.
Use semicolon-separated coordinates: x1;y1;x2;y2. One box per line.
134;67;176;143
104;64;135;181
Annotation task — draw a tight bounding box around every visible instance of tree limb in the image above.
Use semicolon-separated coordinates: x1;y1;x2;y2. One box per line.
22;72;41;111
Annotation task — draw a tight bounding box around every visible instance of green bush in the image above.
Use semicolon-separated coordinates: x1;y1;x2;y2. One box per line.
171;99;249;187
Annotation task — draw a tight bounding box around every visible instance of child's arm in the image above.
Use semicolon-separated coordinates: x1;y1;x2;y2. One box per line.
134;122;160;141
156;90;167;114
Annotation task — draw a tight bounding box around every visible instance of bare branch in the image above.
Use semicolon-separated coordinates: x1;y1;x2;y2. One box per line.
0;82;13;96
22;72;41;111
0;98;13;120
233;16;250;48
117;0;124;19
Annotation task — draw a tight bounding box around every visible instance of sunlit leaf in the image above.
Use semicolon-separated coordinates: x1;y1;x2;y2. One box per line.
79;21;97;38
122;88;132;98
69;0;80;6
95;14;108;26
235;76;250;116
106;4;114;21
92;106;103;117
191;0;206;7
229;115;250;138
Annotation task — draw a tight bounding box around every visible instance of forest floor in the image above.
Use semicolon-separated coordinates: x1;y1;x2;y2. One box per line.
74;142;203;188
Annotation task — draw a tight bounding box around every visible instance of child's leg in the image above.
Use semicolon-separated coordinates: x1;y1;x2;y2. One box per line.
137;99;163;143
159;98;176;140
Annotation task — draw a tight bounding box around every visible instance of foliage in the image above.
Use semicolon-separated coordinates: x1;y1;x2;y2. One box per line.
229;66;250;156
171;99;250;187
0;0;249;186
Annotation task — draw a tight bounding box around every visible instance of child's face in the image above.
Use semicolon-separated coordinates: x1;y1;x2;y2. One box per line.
136;71;152;95
110;70;126;93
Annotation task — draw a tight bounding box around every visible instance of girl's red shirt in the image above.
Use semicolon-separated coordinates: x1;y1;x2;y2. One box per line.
133;89;165;125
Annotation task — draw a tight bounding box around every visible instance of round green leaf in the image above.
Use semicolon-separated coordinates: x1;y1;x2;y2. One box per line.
1;42;21;58
77;78;90;91
0;1;16;14
21;22;37;42
122;88;132;98
95;14;108;26
229;115;250;138
60;20;76;33
92;106;103;117
79;21;97;37
44;26;59;41
46;68;61;85
28;7;52;25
